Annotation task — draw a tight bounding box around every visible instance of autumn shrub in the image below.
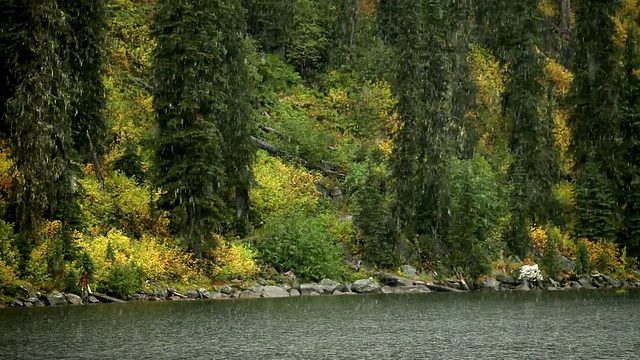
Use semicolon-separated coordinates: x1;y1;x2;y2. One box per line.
104;261;145;298
250;151;322;225
209;238;259;281
0;220;17;284
256;211;347;282
80;230;199;287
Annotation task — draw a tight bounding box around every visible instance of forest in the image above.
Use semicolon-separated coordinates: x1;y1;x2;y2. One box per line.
0;0;639;297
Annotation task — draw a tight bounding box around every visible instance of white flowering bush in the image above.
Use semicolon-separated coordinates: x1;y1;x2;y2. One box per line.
519;264;543;281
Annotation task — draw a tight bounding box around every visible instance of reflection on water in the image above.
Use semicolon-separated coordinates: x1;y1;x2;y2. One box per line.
0;290;638;359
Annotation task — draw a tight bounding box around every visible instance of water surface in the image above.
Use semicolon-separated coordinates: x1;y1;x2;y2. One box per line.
0;290;638;359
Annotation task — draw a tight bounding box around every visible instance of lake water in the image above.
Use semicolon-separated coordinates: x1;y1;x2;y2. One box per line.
0;290;638;359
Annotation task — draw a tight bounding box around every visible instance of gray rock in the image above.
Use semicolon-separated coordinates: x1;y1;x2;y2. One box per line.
12;299;24;307
401;265;417;277
319;279;340;294
88;296;100;304
514;279;530;291
23;301;33;308
570;281;583;290
257;278;267;286
45;291;68;306
2;282;37;300
336;283;351;293
209;292;224;300
561;256;575;273
330;187;343;201
198;288;211;299
66;294;83;305
481;277;500;291
186;290;199;299
380;273;414;287
239;290;261;299
496;274;518;285
261;286;289;298
220;285;235;295
300;284;324;296
289;289;301;296
578;277;596;289
34;300;45;307
352;278;381;294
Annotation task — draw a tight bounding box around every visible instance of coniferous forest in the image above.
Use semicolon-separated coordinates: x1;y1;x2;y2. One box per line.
1;0;640;297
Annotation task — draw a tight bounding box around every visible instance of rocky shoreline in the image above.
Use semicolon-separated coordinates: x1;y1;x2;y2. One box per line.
1;268;639;309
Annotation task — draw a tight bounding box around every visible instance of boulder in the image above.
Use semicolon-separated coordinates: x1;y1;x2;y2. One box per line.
300;284;324;296
88;296;100;304
401;265;417;277
45;291;68;306
351;278;381;294
186;290;199;299
514;279;531;291
319;279;340;294
239;290;261;299
66;294;83;305
220;285;235;295
481;277;500;291
602;275;621;288
496;274;518;286
578;277;596;289
23;301;33;308
561;256;576;273
257;278;267;286
198;288;211;299
260;286;289;298
569;281;583;290
1;281;37;300
289;289;301;296
380;273;414;287
209;292;225;300
12;299;24;307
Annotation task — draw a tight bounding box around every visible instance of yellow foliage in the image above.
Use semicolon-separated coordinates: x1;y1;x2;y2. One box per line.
544;58;573;97
0;146;13;194
539;0;556;17
79;230;200;285
251;151;321;223
580;239;626;274
208;238;259;281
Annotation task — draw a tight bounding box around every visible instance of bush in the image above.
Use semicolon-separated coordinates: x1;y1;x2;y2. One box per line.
209;239;259;281
256;211;347;282
103;261;145;298
576;240;592;274
541;227;562;279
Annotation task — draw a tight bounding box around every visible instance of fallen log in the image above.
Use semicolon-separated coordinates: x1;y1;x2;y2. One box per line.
92;293;127;304
167;288;188;299
425;283;465;293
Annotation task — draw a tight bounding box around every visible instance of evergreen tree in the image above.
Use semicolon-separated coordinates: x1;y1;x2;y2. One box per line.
154;0;255;254
499;0;561;258
60;0;108;163
384;0;458;267
3;1;75;251
243;0;293;55
569;0;620;242
619;25;640;255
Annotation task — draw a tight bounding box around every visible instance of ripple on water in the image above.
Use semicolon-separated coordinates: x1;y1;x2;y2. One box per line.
0;290;639;359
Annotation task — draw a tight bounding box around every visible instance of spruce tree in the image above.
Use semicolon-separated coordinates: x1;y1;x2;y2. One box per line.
3;1;75;248
154;0;256;254
498;0;561;258
60;0;108;163
384;0;457;266
569;0;620;242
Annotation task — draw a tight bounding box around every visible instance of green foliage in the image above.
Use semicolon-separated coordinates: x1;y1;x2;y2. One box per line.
541;227;562;279
574;161;617;241
257;211;347;282
576;239;592;275
103;261;145;298
448;155;504;277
